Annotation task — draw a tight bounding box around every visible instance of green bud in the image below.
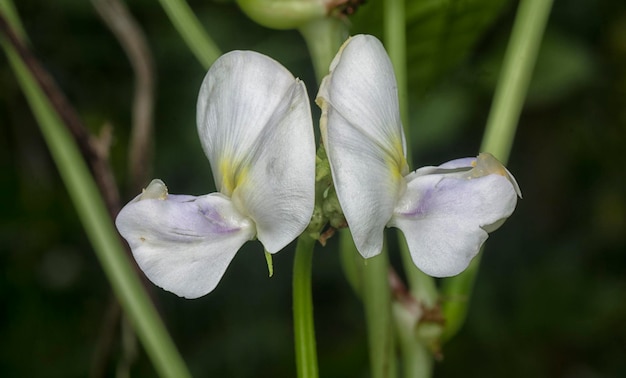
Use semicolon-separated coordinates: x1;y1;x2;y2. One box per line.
237;0;328;30
306;204;326;239
322;186;346;229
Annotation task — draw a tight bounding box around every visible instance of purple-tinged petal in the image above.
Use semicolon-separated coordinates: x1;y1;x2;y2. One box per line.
390;155;519;277
196;51;315;253
116;180;255;299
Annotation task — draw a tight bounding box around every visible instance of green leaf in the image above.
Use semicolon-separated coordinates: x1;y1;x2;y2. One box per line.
351;0;510;93
476;30;596;106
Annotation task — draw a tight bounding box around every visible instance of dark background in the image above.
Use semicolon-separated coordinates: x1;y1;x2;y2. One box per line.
1;0;625;376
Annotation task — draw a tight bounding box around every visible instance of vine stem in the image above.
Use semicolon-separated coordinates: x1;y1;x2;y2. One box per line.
157;0;221;69
299;17;347;84
293;236;319;378
441;0;554;342
0;4;191;377
385;0;437;376
362;248;397;378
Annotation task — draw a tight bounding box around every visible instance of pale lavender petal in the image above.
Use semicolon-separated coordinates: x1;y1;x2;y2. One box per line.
390;161;519;277
116;186;255;299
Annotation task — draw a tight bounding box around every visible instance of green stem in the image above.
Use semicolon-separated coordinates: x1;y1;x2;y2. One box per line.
385;0;438;310
384;0;410;159
481;0;554;162
293;235;319;378
440;254;481;341
298;17;348;84
296;15;347;378
0;10;190;378
385;4;437;376
362;240;396;378
157;0;221;70
393;303;433;378
398;235;438;308
441;0;553;342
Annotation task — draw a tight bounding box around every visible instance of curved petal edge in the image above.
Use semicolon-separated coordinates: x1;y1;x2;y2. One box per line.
390;155;520;277
115;180;255;299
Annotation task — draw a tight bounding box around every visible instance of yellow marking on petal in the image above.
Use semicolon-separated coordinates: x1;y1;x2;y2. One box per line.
219;158;249;196
387;136;409;179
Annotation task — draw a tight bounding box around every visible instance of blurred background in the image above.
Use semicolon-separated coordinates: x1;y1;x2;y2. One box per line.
1;0;625;376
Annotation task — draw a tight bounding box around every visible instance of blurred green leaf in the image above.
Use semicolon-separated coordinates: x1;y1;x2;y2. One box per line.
476;29;596;106
409;83;473;152
351;0;509;93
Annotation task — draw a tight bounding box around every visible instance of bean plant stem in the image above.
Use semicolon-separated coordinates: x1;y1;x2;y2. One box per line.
158;0;221;70
293;236;319;378
0;4;191;376
441;0;554;342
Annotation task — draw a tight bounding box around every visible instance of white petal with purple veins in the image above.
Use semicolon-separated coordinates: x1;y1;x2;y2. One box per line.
390;156;519;277
116;185;255;299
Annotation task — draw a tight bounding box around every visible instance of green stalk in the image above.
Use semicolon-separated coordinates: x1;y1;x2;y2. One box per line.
296;18;345;376
384;0;409;156
157;0;221;70
299;17;347;84
481;0;554;161
385;2;436;375
384;0;438;311
362;242;397;378
293;235;319;378
441;0;553;342
1;16;191;378
393;303;433;378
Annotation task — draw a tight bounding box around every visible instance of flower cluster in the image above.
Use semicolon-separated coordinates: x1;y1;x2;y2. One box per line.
116;35;520;298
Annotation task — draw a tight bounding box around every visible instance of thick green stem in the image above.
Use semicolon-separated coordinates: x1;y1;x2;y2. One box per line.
299;17;348;84
441;0;553;342
384;0;410;160
0;7;190;377
362;240;396;378
293;235;319;378
296;15;348;378
385;2;436;375
481;0;554;162
157;0;221;70
385;0;438;310
393;303;433;378
397;235;438;308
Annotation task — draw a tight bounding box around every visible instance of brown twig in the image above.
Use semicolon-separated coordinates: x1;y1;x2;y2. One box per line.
89;1;157;375
1;10;155;376
91;0;156;192
0;12;121;218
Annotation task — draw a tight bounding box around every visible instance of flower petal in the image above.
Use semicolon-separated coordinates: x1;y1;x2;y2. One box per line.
116;181;255;299
390;158;519;277
317;34;407;258
317;35;407;166
235;79;316;253
196;50;315;253
197;50;304;196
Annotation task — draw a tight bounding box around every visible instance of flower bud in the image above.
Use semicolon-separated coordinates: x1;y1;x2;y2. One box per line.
237;0;328;30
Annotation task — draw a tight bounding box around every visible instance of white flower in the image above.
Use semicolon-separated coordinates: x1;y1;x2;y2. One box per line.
116;51;315;298
316;35;521;277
